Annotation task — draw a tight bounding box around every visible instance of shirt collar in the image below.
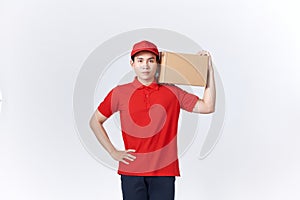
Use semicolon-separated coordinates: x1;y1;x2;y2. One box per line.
132;77;159;91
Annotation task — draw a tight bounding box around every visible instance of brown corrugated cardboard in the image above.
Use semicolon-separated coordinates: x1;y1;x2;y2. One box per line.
158;52;209;86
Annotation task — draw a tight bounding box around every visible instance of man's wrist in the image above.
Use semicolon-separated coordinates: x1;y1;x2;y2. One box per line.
108;147;117;155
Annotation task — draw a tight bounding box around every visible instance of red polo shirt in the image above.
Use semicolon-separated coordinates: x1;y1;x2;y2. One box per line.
98;77;198;176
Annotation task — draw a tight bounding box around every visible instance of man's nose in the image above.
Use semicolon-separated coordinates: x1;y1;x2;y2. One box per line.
142;61;150;68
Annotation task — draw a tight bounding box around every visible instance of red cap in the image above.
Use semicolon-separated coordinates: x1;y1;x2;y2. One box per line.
131;40;159;57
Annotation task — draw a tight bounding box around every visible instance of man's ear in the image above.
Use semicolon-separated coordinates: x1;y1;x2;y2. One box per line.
130;59;134;67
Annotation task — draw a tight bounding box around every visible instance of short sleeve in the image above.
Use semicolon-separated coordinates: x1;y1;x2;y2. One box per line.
172;85;199;112
97;88;119;118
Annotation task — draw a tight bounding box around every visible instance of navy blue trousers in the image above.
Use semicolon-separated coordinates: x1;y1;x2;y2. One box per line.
121;175;175;200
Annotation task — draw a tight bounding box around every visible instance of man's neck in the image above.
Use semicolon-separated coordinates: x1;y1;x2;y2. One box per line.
137;77;155;86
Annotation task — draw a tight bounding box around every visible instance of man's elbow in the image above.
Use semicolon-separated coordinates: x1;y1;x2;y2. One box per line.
89;116;95;129
89;114;99;130
207;107;215;114
201;105;215;114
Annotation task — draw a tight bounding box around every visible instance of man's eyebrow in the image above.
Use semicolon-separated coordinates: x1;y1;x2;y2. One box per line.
136;56;155;60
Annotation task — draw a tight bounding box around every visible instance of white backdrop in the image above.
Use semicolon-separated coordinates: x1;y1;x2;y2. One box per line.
1;0;300;199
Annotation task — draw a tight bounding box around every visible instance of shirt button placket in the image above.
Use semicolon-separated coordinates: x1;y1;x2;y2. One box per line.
145;91;150;109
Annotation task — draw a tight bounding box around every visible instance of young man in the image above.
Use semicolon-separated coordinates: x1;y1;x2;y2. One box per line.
90;40;216;200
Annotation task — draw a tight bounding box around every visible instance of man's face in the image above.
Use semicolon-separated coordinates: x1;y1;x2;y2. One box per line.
130;51;158;85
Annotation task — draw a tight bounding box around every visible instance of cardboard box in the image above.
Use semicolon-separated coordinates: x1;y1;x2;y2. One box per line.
158;52;209;86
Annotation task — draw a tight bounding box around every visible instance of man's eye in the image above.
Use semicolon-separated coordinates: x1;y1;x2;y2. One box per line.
149;60;154;63
138;60;143;63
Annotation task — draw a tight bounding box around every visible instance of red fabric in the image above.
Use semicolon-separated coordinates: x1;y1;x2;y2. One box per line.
98;77;198;176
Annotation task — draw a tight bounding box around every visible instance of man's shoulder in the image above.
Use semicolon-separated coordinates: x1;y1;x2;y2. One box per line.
158;83;191;96
111;82;135;94
159;83;176;88
115;82;134;89
159;83;181;91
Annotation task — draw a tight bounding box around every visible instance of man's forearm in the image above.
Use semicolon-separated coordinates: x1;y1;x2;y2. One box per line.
89;111;136;164
203;68;216;112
